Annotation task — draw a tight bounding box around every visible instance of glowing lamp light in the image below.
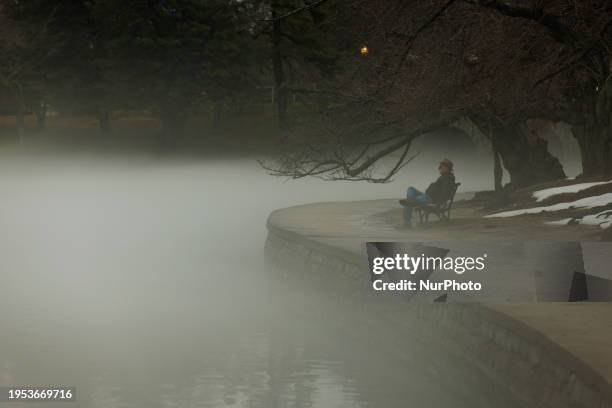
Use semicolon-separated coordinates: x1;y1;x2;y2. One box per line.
360;45;369;55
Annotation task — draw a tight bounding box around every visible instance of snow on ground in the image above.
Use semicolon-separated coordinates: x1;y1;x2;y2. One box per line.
580;210;612;228
532;181;612;202
545;210;612;229
486;193;612;218
545;218;573;226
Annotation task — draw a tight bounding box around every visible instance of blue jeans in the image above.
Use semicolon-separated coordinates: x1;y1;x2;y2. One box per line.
403;187;432;225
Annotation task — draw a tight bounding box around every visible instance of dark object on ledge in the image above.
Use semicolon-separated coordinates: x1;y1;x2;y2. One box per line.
399;183;461;224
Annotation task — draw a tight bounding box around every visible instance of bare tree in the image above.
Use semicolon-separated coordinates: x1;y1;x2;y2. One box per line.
264;0;573;186
0;1;57;140
257;0;337;137
467;0;612;177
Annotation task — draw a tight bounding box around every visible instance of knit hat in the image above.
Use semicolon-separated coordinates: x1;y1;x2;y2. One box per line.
439;158;454;171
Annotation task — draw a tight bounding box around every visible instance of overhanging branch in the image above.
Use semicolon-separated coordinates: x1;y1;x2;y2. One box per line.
261;116;456;182
465;0;588;48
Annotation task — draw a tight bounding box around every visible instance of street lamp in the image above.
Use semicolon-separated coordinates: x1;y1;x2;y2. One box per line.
360;45;369;55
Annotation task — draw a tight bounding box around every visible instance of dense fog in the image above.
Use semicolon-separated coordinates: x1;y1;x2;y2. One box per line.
0;143;562;407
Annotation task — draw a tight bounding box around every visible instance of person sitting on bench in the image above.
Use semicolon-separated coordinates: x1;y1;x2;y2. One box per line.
401;159;456;228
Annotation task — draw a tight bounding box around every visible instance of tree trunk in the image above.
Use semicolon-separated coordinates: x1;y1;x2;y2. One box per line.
572;76;612;177
493;147;503;192
271;0;289;135
98;110;111;133
15;108;25;143
486;117;505;192
35;101;47;132
472;115;566;189
14;88;25;143
569;70;612;177
491;122;566;189
571;123;610;177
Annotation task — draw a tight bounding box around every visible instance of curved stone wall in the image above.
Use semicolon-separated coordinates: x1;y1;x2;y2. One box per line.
265;222;612;408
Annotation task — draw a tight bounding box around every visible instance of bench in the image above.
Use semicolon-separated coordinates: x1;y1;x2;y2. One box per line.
400;182;461;224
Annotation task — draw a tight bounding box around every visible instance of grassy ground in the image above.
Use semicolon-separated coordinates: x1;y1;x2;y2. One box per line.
468;178;612;240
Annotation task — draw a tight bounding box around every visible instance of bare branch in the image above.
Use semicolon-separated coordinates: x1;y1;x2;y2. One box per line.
263;0;332;22
394;0;457;79
465;0;588;48
254;0;331;38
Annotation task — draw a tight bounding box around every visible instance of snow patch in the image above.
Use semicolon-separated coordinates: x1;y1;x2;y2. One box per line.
532;181;612;202
579;210;612;229
545;218;572;226
546;210;612;229
486;193;612;218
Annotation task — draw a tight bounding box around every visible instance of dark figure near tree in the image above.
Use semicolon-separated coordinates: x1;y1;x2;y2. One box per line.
401;159;456;228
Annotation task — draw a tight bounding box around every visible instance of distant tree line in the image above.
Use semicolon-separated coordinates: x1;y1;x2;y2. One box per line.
1;0;611;188
0;0;336;141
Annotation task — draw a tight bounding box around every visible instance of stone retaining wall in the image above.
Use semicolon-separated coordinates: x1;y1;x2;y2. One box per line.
265;224;612;408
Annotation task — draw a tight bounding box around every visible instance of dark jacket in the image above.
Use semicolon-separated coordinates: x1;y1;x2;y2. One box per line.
426;173;456;205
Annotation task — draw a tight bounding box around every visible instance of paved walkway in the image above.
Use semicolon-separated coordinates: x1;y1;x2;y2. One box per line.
268;198;612;387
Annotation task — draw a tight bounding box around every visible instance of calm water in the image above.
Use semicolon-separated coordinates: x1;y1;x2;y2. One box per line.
0;153;498;407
